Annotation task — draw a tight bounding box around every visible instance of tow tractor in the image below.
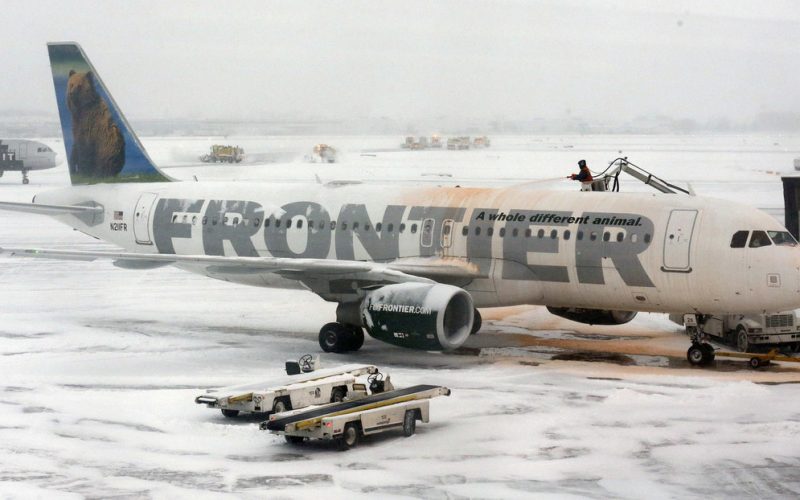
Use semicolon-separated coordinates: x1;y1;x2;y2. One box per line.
262;379;451;449
194;355;379;418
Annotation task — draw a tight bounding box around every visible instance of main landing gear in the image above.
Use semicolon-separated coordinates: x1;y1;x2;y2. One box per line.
21;169;29;185
319;322;365;353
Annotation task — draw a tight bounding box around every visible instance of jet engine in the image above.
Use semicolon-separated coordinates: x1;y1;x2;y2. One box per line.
546;306;637;325
341;283;474;351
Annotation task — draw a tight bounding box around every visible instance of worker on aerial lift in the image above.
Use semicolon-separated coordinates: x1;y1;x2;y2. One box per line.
568;159;594;191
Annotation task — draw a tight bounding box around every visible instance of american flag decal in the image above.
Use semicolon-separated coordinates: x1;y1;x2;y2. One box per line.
114;211;124;220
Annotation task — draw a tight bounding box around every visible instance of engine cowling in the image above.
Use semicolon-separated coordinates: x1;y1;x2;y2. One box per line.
546;306;637;325
355;283;474;351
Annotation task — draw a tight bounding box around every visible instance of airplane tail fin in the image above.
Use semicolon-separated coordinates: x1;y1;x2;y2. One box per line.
47;42;172;185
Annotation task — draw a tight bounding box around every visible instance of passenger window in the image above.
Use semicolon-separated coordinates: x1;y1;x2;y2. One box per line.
616;232;624;242
602;232;610;242
550;229;557;239
525;228;531;238
265;218;271;227
192;216;197;225
730;230;748;248
376;222;382;232
286;219;292;228
364;223;371;231
296;219;303;229
319;221;325;229
202;216;208;225
443;224;452;236
172;215;178;223
749;230;772;248
475;227;481;236
307;219;313;228
537;229;544;238
253;217;260;227
232;217;239;225
499;228;505;237
341;222;348;230
487;227;494;237
330;221;336;230
400;223;406;233
590;231;597;241
564;230;571;240
512;228;518;237
577;231;583;240
644;233;651;243
411;224;418;234
212;217;218;226
275;219;281;228
353;222;359;230
462;226;468;236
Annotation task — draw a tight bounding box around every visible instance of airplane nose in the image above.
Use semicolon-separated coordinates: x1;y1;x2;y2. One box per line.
54;153;64;166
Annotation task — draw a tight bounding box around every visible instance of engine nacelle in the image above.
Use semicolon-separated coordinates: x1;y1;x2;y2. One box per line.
546;306;637;325
352;283;474;351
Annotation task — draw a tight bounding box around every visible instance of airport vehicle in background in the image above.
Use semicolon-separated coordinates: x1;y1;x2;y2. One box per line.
309;143;337;163
199;145;245;163
0;139;59;184
472;136;491;148
673;311;800;354
430;134;442;148
401;136;414;149
263;384;450;449
447;136;471;150
5;43;800;362
195;356;380;418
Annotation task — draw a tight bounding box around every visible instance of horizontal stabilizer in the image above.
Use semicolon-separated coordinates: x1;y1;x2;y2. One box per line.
0;201;102;215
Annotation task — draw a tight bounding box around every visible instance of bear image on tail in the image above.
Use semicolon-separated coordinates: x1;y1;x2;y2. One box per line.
66;69;125;177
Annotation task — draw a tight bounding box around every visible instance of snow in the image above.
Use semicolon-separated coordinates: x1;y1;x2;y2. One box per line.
2;134;800;498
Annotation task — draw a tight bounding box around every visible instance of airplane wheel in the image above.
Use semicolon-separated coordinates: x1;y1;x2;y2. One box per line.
687;344;708;366
22;178;29;185
319;322;349;353
347;326;364;351
749;357;762;369
700;343;715;363
471;309;482;334
221;409;240;418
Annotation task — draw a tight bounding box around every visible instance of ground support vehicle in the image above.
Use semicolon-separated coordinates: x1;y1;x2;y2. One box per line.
263;385;451;449
195;362;379;418
199;145;245;163
675;311;800;354
310;144;337;163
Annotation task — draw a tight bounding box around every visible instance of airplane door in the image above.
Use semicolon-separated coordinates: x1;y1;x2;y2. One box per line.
440;219;454;248
662;209;697;272
17;141;27;159
133;192;158;245
420;218;435;248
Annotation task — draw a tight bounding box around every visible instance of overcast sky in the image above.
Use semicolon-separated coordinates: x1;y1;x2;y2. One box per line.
2;0;799;124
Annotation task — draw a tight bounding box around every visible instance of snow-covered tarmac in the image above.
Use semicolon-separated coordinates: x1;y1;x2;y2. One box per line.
2;135;800;498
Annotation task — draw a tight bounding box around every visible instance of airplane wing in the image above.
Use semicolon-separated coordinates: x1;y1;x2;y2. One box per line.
0;201;102;216
0;247;482;300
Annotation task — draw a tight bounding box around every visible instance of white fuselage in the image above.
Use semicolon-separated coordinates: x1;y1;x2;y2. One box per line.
0;139;58;171
35;181;800;315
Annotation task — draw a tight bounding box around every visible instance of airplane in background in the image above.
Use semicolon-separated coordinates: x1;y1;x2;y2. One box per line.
0;139;59;184
1;42;799;363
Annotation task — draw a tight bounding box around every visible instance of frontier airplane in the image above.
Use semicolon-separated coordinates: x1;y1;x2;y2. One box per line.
0;139;59;184
1;43;799;363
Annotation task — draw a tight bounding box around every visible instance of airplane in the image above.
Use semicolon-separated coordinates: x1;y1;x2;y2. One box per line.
0;139;59;184
1;42;799;364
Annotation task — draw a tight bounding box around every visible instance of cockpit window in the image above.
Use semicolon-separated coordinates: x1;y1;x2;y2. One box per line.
749;230;772;248
730;230;748;248
768;231;797;246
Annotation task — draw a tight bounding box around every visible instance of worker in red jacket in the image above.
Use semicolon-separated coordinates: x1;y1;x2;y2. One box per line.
568;159;593;191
